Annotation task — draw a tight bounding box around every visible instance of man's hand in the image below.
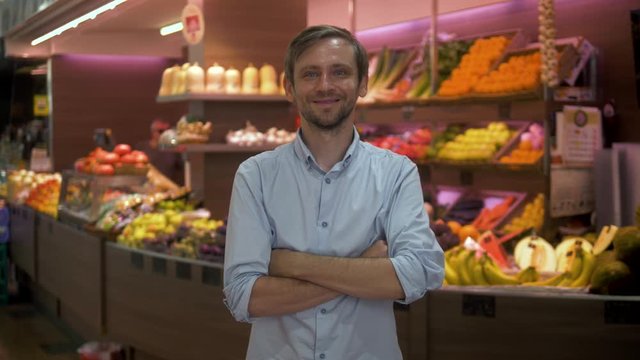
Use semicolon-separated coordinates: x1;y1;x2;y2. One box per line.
361;240;388;258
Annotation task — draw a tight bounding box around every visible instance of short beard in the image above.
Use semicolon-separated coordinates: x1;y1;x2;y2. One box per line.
300;98;355;133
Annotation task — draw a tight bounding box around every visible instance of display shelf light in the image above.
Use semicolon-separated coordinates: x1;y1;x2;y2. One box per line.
160;22;183;36
31;0;128;46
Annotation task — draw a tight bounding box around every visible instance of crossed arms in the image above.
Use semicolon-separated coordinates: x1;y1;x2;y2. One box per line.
248;240;404;318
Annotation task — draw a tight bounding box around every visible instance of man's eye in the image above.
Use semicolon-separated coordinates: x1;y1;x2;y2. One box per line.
334;69;348;76
303;71;319;79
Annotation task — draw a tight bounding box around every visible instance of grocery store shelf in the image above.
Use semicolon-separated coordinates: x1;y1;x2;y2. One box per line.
163;143;279;153
156;93;290;103
108;242;224;269
419;160;544;174
438;285;640;301
357;90;543;109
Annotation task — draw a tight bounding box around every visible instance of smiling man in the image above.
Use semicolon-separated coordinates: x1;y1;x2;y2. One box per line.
223;25;444;360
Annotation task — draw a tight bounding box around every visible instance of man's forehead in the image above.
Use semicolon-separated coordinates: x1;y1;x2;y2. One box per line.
296;38;355;66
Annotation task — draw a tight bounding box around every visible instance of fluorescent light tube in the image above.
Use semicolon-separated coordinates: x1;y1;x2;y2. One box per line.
31;0;127;46
160;22;183;36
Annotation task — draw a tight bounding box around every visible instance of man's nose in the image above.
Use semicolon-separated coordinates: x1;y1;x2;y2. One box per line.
316;73;334;90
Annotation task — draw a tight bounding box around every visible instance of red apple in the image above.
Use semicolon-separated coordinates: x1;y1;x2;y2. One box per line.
131;151;149;164
74;158;85;172
120;153;137;164
95;164;115;176
97;152;120;164
114;144;132;156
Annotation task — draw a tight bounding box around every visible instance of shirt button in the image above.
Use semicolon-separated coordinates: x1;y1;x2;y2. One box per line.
320;354;325;359
321;308;327;314
324;178;331;184
321;221;328;228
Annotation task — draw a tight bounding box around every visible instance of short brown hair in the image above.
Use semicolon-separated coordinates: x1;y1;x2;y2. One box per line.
284;25;368;87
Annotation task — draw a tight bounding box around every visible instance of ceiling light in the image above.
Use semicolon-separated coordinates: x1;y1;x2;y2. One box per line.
160;22;183;36
31;0;127;46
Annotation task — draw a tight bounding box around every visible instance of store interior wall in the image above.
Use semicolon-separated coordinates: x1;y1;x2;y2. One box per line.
49;54;187;171
311;0;640;144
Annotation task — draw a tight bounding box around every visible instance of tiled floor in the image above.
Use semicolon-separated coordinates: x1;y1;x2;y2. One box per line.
0;304;80;360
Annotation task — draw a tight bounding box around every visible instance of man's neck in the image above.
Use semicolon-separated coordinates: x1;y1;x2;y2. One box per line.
301;122;354;172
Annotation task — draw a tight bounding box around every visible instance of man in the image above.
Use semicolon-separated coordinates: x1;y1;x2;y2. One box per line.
223;25;444;360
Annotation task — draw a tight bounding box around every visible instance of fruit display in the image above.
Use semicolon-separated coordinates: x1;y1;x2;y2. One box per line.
117;211;185;249
444;245;524;286
74;144;149;176
437;35;511;97
513;235;557;272
471;195;516;232
443;198;484;226
225;121;295;146
7;170;61;204
431;220;459;251
589;225;640;295
25;176;61;218
498;123;544;165
116;209;226;261
158;62;281;96
501;193;545;234
405;40;472;100
435;121;513;162
360;47;419;103
473;52;541;94
426;125;463;160
176;114;213;144
443;234;600;289
365;127;432;161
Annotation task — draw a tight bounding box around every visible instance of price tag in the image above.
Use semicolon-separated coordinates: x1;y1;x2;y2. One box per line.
130;253;143;270
604;301;640;325
152;258;167;276
462;294;495;318
176;262;192;280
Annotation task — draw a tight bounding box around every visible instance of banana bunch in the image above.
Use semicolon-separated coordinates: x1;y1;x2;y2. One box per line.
522;244;595;287
444;246;525;286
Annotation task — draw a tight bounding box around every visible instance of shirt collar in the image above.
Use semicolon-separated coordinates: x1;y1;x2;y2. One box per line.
293;126;360;171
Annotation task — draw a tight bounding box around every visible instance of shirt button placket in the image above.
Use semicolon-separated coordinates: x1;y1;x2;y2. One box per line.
319;354;326;359
321;221;328;228
324;177;331;184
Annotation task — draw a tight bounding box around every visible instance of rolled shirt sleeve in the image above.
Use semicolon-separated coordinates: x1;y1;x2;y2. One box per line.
223;159;274;322
386;159;444;304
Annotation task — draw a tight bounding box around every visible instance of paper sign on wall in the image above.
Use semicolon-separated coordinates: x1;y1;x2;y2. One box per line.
550;166;595;217
33;94;49;116
560;105;602;164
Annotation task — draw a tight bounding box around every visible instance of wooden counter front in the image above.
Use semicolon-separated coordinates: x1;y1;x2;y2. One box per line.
37;215;103;338
104;243;250;360
424;287;640;360
8;204;37;279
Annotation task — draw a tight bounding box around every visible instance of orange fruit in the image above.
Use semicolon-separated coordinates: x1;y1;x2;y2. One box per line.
458;225;480;242
447;221;462;235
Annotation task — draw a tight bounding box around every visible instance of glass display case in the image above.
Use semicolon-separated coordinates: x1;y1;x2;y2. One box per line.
58;170;147;225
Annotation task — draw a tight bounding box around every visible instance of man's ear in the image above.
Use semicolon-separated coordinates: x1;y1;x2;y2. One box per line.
284;77;295;103
358;75;368;97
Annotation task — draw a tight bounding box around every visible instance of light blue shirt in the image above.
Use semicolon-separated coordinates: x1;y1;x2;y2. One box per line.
223;127;444;360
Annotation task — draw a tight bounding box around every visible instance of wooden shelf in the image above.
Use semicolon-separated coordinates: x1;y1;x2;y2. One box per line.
420;160;544;174
163;143;280;153
156;93;289;103
357;91;543;109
